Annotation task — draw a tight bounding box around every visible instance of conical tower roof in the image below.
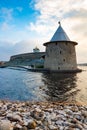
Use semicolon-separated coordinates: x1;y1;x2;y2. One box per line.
43;22;78;46
50;22;70;42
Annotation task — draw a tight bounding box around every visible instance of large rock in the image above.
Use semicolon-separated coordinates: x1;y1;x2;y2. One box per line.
0;120;13;130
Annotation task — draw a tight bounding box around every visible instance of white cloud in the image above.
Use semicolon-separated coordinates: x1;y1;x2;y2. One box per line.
0;7;13;22
29;0;87;34
0;40;45;61
0;7;15;31
0;41;13;61
1;22;14;31
27;22;51;36
34;0;86;21
13;40;45;54
13;40;37;54
1;22;9;31
27;0;87;63
76;44;87;63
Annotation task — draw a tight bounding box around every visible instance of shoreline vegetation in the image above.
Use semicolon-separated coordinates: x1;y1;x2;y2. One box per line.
0;100;87;130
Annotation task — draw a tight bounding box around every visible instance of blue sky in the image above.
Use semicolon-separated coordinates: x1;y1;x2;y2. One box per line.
0;0;38;40
0;0;87;63
0;0;36;22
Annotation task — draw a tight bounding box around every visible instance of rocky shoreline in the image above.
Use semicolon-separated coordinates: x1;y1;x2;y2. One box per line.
0;100;87;130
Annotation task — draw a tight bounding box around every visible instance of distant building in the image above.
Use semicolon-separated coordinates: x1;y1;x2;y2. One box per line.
43;22;78;71
33;47;40;53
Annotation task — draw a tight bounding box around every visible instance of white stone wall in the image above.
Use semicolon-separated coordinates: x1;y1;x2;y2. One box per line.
44;42;77;71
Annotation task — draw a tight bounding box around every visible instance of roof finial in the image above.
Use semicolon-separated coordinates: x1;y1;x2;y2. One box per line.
58;21;61;26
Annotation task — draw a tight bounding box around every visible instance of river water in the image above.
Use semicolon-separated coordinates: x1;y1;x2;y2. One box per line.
0;66;87;103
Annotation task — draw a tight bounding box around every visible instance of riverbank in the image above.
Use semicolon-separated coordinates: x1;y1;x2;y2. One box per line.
0;100;87;130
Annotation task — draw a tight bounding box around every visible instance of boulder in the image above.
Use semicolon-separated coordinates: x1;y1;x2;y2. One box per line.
0;120;13;130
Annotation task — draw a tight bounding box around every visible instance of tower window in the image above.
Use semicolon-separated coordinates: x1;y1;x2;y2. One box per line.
63;59;65;62
65;42;68;45
46;52;49;57
60;51;62;54
55;42;57;45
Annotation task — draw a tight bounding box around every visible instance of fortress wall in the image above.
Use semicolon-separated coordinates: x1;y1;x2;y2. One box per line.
10;52;45;61
8;52;45;66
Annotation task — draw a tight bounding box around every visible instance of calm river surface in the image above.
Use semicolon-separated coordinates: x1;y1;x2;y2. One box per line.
0;66;87;103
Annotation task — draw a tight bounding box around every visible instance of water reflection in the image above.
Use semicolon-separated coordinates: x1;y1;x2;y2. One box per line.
1;67;87;103
41;73;80;102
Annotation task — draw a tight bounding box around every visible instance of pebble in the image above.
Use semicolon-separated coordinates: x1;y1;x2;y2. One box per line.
27;120;37;129
0;101;87;130
81;110;87;117
7;113;22;122
49;125;58;130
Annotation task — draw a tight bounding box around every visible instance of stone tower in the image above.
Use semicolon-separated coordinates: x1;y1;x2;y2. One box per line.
43;22;78;72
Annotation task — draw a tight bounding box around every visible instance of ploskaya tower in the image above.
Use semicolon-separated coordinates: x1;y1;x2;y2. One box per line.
43;22;78;71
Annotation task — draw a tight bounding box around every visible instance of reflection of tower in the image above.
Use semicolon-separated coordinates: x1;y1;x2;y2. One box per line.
42;73;79;102
33;46;40;53
43;22;78;71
